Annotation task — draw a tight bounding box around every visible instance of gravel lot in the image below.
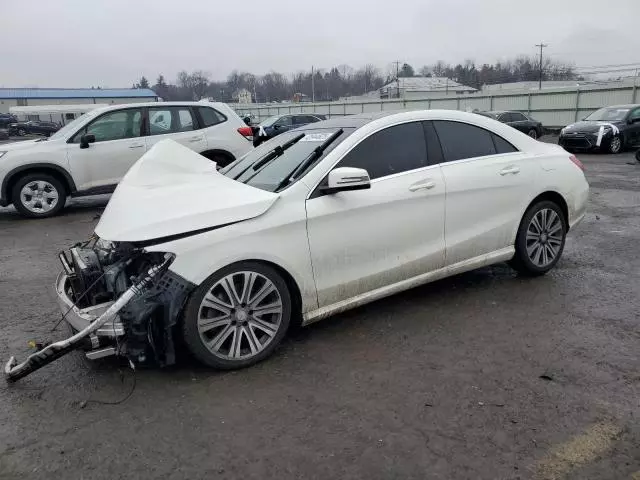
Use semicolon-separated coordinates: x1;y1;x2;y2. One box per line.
1;142;639;479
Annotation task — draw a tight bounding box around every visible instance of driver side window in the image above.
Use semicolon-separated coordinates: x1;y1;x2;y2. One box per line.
275;116;292;127
73;109;142;143
629;108;640;122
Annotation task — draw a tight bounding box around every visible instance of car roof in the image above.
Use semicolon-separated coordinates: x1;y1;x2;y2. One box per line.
89;101;230;114
297;111;400;130
599;104;640;109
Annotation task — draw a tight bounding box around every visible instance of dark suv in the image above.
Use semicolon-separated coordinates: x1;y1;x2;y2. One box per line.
252;113;326;146
0;114;18;129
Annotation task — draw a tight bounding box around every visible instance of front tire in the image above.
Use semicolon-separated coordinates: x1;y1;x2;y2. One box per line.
11;173;66;218
608;135;623;154
182;262;292;369
527;128;538;139
509;200;567;276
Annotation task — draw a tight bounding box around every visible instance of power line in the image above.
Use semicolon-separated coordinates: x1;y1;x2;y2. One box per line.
535;43;548;89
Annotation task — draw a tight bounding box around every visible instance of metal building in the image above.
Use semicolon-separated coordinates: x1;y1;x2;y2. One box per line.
0;88;159;114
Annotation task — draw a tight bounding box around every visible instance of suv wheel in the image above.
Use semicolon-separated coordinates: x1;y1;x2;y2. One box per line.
11;173;66;218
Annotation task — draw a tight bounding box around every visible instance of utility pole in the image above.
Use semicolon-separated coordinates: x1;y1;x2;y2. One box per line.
535;42;548;90
392;60;402;99
311;66;315;103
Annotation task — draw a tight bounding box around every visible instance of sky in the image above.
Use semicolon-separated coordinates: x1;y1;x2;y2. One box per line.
2;0;639;88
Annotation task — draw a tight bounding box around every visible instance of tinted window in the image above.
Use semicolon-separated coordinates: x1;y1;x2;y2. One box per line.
74;109;142;143
337;122;427;179
492;134;518;153
433;120;496;162
498;113;513;122
274;116;292;127
198;107;226;127
510;112;527;121
628;108;640;121
149;107;195;135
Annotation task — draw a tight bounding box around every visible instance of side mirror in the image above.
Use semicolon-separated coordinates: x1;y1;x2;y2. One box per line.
273;124;281;130
320;167;371;195
628;117;640;124
79;133;95;149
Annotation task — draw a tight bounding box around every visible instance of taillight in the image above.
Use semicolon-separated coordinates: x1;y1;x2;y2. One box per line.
569;154;584;171
237;126;253;141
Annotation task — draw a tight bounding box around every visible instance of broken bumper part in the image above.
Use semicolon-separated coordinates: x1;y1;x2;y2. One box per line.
5;256;173;383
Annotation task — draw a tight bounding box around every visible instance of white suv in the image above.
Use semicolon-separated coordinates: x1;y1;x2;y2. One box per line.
0;101;253;218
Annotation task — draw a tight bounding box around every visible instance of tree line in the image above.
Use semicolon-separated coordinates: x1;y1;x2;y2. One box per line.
132;56;580;103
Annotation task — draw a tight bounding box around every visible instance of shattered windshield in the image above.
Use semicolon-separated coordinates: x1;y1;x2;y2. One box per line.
221;127;352;192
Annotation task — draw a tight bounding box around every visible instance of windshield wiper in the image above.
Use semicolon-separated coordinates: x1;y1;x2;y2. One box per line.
274;129;343;192
233;133;305;181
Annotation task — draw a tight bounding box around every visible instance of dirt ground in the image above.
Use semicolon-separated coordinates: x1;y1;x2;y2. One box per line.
0;145;639;479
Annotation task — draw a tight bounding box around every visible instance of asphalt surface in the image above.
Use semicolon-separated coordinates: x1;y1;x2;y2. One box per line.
1;142;639;479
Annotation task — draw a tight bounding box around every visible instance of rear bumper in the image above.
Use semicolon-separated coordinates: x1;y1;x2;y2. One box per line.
55;271;124;337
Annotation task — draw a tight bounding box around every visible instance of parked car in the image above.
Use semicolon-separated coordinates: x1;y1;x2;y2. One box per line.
0;114;18;128
253;113;327;146
477;111;544;139
9;120;60;137
558;104;640;154
0;101;253;218
48;110;588;373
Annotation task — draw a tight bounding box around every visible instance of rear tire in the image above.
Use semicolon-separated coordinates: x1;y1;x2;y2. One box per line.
509;200;567;276
11;173;66;218
182;261;292;370
527;129;538;139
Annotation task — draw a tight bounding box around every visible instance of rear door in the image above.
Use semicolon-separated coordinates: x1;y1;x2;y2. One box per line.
305;121;446;307
144;106;207;153
65;107;145;190
432;120;537;266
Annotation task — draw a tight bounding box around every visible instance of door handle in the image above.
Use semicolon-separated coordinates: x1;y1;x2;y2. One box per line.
188;136;203;143
499;166;520;175
129;144;145;149
409;180;436;192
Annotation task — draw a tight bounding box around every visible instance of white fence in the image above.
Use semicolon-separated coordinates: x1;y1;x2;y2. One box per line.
231;85;640;129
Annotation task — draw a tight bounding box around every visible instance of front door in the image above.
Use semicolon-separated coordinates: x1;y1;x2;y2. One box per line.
432;120;537;266
66;108;145;191
305;121;446;308
625;107;640;147
144;106;208;153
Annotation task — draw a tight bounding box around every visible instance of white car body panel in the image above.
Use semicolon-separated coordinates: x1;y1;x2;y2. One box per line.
93;110;588;326
94;140;278;242
306;164;446;307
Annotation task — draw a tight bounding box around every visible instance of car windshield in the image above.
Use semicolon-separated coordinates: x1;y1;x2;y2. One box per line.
48;111;97;140
220;127;352;192
258;115;281;127
477;112;498;119
585;107;630;122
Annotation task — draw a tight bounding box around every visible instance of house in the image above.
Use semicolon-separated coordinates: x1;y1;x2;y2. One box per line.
379;77;477;99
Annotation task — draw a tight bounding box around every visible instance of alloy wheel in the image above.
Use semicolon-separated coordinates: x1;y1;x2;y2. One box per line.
197;271;283;360
610;136;622;153
528;130;537;139
525;208;563;267
20;180;59;214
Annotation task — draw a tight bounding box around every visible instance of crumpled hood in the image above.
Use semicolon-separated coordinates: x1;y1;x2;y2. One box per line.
563;121;623;134
95;139;278;242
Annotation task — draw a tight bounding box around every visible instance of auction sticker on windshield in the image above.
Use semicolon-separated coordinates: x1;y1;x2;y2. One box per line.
300;133;335;142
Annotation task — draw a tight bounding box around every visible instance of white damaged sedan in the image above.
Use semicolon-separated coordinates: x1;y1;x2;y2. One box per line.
6;110;590;379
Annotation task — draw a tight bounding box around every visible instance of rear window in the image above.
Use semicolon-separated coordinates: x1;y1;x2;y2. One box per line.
198;107;226;127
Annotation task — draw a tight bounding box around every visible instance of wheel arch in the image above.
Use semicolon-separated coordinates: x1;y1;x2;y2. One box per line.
1;164;76;206
520;191;569;234
199;149;235;166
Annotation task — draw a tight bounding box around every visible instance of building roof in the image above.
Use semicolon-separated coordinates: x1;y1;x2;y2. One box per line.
0;88;158;99
380;77;476;94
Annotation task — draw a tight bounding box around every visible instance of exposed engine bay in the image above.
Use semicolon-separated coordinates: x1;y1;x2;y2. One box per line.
60;238;194;365
5;237;194;382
